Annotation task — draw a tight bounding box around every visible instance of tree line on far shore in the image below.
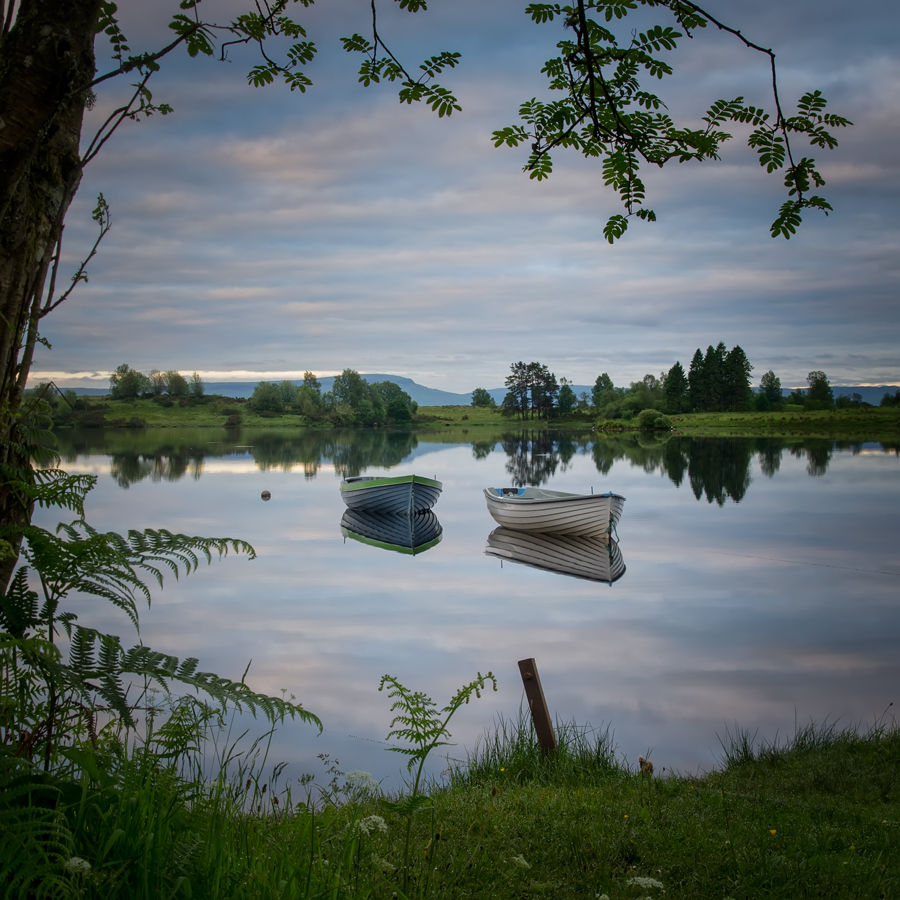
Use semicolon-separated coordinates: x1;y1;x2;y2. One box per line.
473;346;893;421
107;364;206;401
246;370;418;426
31;356;898;430
34;365;419;427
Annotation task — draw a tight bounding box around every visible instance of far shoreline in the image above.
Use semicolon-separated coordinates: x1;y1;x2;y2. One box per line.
44;396;900;442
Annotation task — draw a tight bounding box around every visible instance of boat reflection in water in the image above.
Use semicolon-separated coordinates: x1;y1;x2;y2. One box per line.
340;509;443;556
485;527;626;585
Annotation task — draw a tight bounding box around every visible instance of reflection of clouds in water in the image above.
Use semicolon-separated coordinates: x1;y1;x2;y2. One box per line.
32;436;900;784
202;460;341;475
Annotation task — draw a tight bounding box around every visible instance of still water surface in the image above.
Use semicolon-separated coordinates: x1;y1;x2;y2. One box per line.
45;428;900;789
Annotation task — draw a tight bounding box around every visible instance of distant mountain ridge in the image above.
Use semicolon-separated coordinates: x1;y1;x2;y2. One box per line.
52;377;900;407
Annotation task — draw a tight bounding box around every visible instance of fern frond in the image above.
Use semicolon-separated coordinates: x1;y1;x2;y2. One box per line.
120;643;322;729
379;672;497;770
0;567;42;637
0;464;96;521
0;762;75;899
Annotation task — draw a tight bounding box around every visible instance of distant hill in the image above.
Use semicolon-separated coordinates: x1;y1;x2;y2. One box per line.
48;378;900;407
318;374;470;406
781;385;899;405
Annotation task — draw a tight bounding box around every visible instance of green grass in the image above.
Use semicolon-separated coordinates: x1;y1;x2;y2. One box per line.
414;405;596;428
420;714;900;899
57;397;518;430
8;708;897;899
55;397;900;442
414;404;504;425
73;396;308;429
668;406;900;440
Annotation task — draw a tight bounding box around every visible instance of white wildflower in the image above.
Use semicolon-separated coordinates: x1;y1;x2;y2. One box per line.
64;857;91;876
345;770;380;799
627;875;665;891
509;854;530;869
372;855;396;873
596;894;611;900
359;815;388;836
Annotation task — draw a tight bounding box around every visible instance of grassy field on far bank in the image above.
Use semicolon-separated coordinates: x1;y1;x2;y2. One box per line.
50;396;900;440
667;407;900;440
420;404;900;440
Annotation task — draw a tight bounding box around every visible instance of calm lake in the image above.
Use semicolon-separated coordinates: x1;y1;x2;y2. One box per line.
43;426;900;790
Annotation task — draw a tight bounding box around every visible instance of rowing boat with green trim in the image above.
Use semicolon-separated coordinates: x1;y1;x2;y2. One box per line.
339;473;442;515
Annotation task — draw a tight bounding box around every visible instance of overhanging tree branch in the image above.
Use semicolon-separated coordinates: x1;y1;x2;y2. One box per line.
493;0;850;241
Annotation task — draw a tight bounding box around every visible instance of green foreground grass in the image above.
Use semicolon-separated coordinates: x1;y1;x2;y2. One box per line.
8;711;898;899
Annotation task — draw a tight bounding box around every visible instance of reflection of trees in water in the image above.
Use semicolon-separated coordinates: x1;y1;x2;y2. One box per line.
95;429;422;487
590;433;669;477
662;439;688;487
758;443;782;478
329;430;420;478
591;433;752;506
110;447;203;488
587;434;862;504
251;431;333;475
556;433;579;467
55;427;891;494
501;431;591;486
686;439;752;505
248;430;418;478
791;440;833;477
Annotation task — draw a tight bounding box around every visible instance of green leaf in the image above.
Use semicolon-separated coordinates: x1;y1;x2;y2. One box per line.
770;200;803;238
341;33;372;54
248;65;276;87
526;4;563;25
603;214;628;243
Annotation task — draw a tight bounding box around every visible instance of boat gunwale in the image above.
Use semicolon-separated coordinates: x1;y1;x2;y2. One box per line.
341;474;442;493
483;487;625;506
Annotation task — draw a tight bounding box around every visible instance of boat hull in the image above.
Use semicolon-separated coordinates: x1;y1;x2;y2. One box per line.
340;474;442;514
483;487;625;535
485;527;625;584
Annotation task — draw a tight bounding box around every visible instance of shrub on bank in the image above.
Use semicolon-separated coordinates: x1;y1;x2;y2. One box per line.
637;408;673;430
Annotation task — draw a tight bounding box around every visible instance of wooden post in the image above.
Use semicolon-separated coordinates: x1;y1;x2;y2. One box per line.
518;657;557;755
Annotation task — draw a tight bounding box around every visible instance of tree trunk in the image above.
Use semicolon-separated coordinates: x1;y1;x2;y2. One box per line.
0;0;101;591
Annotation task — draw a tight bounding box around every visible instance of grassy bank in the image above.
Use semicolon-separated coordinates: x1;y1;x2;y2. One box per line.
48;395;900;441
428;715;900;899
8;708;898;899
668;407;900;440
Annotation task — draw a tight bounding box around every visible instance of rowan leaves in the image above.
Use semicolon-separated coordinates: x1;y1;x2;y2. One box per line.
495;1;851;240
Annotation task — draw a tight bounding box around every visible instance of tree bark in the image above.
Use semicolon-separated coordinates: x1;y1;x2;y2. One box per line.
0;0;101;591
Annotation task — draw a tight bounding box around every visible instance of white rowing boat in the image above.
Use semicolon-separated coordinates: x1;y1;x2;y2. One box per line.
483;486;625;535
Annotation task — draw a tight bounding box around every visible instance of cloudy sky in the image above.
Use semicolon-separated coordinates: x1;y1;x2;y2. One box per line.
31;0;900;394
